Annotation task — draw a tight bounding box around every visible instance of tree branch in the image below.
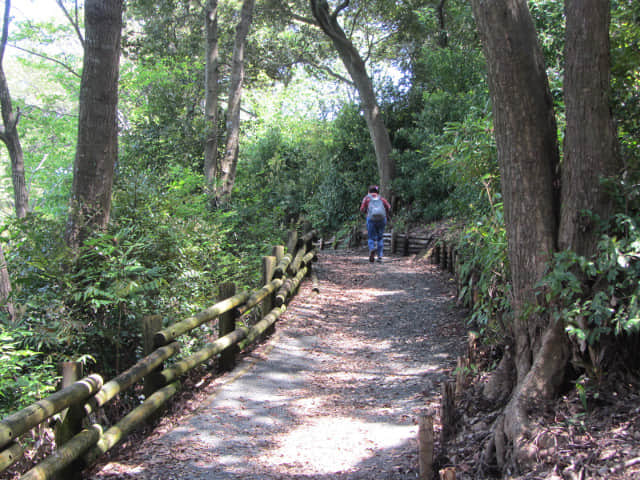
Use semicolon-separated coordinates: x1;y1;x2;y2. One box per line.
56;0;84;48
331;0;350;21
0;0;10;63
301;58;354;86
290;12;317;26
8;43;81;78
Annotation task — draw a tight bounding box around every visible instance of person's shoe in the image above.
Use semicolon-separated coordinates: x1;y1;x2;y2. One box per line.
369;250;376;262
377;256;383;263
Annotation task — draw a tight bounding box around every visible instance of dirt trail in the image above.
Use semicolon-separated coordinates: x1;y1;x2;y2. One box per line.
88;249;468;479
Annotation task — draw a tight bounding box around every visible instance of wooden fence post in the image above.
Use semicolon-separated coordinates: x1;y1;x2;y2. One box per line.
391;229;397;254
441;242;448;271
263;255;277;337
54;362;84;480
450;248;455;274
272;245;285;264
403;230;410;256
441;381;456;443
218;282;238;372
142;315;164;397
418;414;434;480
286;230;298;254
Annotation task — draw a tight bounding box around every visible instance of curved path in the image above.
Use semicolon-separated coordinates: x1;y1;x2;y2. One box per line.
89;249;467;479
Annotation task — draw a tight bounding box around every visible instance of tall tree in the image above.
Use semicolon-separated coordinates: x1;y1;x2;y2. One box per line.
560;0;622;256
471;0;622;471
204;0;220;205
217;0;255;205
65;0;123;249
0;0;28;219
309;0;395;199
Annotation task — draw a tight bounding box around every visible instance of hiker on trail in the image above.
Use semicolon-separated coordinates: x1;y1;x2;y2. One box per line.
360;185;391;263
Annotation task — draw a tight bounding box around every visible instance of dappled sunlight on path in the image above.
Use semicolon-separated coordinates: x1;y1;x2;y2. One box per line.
88;249;467;480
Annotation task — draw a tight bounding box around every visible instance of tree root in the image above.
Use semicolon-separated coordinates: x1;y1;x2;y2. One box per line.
483;320;570;474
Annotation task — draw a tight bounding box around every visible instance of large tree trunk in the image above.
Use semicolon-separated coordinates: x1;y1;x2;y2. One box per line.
216;0;255;205
0;0;28;219
65;0;122;249
471;0;568;471
309;0;395;200
472;0;561;381
472;0;622;473
204;0;220;206
560;0;622;256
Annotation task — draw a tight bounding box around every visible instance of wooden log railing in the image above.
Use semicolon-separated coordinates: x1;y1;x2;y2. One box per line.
0;228;318;479
345;226;434;256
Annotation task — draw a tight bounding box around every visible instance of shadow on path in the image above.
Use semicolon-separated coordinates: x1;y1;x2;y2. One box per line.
88;249;468;480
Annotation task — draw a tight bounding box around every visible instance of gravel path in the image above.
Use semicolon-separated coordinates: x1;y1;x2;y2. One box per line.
88;249;468;479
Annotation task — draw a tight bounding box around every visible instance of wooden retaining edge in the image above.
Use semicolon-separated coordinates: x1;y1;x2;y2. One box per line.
311;271;320;293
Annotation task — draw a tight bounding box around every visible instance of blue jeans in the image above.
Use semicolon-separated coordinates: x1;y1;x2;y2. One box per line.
366;218;386;258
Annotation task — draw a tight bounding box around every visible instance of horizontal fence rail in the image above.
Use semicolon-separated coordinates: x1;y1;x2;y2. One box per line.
0;228;318;479
319;226;434;256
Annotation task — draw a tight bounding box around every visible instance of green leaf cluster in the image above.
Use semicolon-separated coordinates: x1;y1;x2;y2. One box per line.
540;214;640;369
456;200;511;342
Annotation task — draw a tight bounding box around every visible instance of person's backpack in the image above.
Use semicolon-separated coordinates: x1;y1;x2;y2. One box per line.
367;195;386;221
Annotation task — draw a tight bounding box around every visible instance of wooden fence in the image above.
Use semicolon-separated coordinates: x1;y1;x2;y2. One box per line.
0;229;318;480
318;226;433;256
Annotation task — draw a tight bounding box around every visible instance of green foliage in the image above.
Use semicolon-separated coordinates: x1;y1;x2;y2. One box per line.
237;103;376;235
457;199;511;342
611;0;640;179
3;215;75;354
0;326;57;418
303;105;378;233
2;16;81;219
392;44;491;222
433;113;498;217
541;214;640;345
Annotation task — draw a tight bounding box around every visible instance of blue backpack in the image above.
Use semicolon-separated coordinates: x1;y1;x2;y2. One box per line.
367;195;386;221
